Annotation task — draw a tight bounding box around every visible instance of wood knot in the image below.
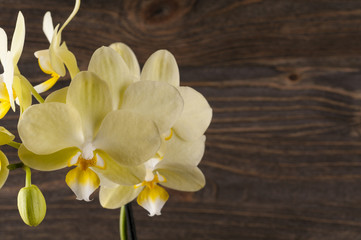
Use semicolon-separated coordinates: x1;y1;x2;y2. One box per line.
141;0;179;24
288;73;299;82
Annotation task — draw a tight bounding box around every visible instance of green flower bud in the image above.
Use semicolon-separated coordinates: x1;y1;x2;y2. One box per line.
17;184;46;227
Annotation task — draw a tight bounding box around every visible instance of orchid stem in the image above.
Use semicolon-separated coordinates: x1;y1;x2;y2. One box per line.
125;203;137;240
120;206;127;240
7;140;21;149
23;165;31;187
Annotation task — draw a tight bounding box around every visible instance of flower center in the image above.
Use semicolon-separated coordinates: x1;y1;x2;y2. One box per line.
135;173;166;190
68;150;105;170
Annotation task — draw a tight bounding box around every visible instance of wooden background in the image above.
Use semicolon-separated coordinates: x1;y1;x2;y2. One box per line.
1;0;361;239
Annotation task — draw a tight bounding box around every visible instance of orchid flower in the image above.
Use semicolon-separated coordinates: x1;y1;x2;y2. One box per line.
109;43;212;140
18;71;161;201
100;134;206;216
34;0;80;93
0;127;15;189
96;45;211;215
0;12;31;118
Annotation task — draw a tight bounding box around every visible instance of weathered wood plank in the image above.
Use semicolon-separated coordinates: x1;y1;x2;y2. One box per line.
2;0;361;239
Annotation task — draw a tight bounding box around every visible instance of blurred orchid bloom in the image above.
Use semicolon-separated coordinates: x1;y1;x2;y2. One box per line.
0;12;31;118
18;71;161;201
34;0;80;93
0;127;15;189
100;134;206;216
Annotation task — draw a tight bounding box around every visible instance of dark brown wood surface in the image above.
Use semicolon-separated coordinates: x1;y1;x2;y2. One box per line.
1;0;361;239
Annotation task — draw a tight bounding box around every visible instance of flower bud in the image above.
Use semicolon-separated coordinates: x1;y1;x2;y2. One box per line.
17;184;46;226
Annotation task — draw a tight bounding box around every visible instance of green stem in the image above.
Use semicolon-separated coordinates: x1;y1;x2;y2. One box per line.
23;165;31;187
7;140;21;149
120;206;127;240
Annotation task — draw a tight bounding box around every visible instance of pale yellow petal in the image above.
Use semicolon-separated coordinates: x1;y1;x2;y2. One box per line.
156;164;205;192
88;46;132;109
92;150;145;186
67;71;113;140
57;42;79;79
49;26;66;76
0;28;7;65
0;127;15;145
10;11;25;65
0;102;10;119
13;75;32;113
173;87;212;141
33;75;59;93
3;51;15;110
163;134;205;166
137;184;169;216
0;151;9;189
93;110;161;166
140;50;179;86
18;102;84;155
42;12;54;43
65;166;100;201
121;81;183;134
18;144;79;171
34;50;53;74
44;87;68;103
100;184;142;209
109;42;140;78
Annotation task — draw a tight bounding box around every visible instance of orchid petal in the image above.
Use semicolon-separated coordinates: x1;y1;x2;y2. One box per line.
100;185;142;209
92;150;145;186
122;81;183;134
18;144;79;171
13;75;32;113
34;50;53;74
163;135;205;166
140;50;179;86
34;75;59;93
65;166;99;201
88;46;132;109
67;71;113;140
137;184;169;216
156;163;205;192
0;151;9;189
44;87;68;103
0;28;7;65
10;11;25;65
42;12;54;43
0;127;14;145
109;42;140;78
0;102;10;119
93;110;161;166
49;25;66;76
173;87;212;141
3;51;15;111
18;102;84;155
58;42;79;79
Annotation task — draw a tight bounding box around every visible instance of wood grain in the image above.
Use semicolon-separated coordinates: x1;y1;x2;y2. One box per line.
1;0;361;239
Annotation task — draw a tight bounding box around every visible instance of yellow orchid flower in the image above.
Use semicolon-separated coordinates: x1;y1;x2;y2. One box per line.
0;127;15;189
96;45;211;215
88;46;184;135
140;49;213;140
34;0;80;93
109;44;212;140
0;12;31;118
18;71;161;201
100;134;206;216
